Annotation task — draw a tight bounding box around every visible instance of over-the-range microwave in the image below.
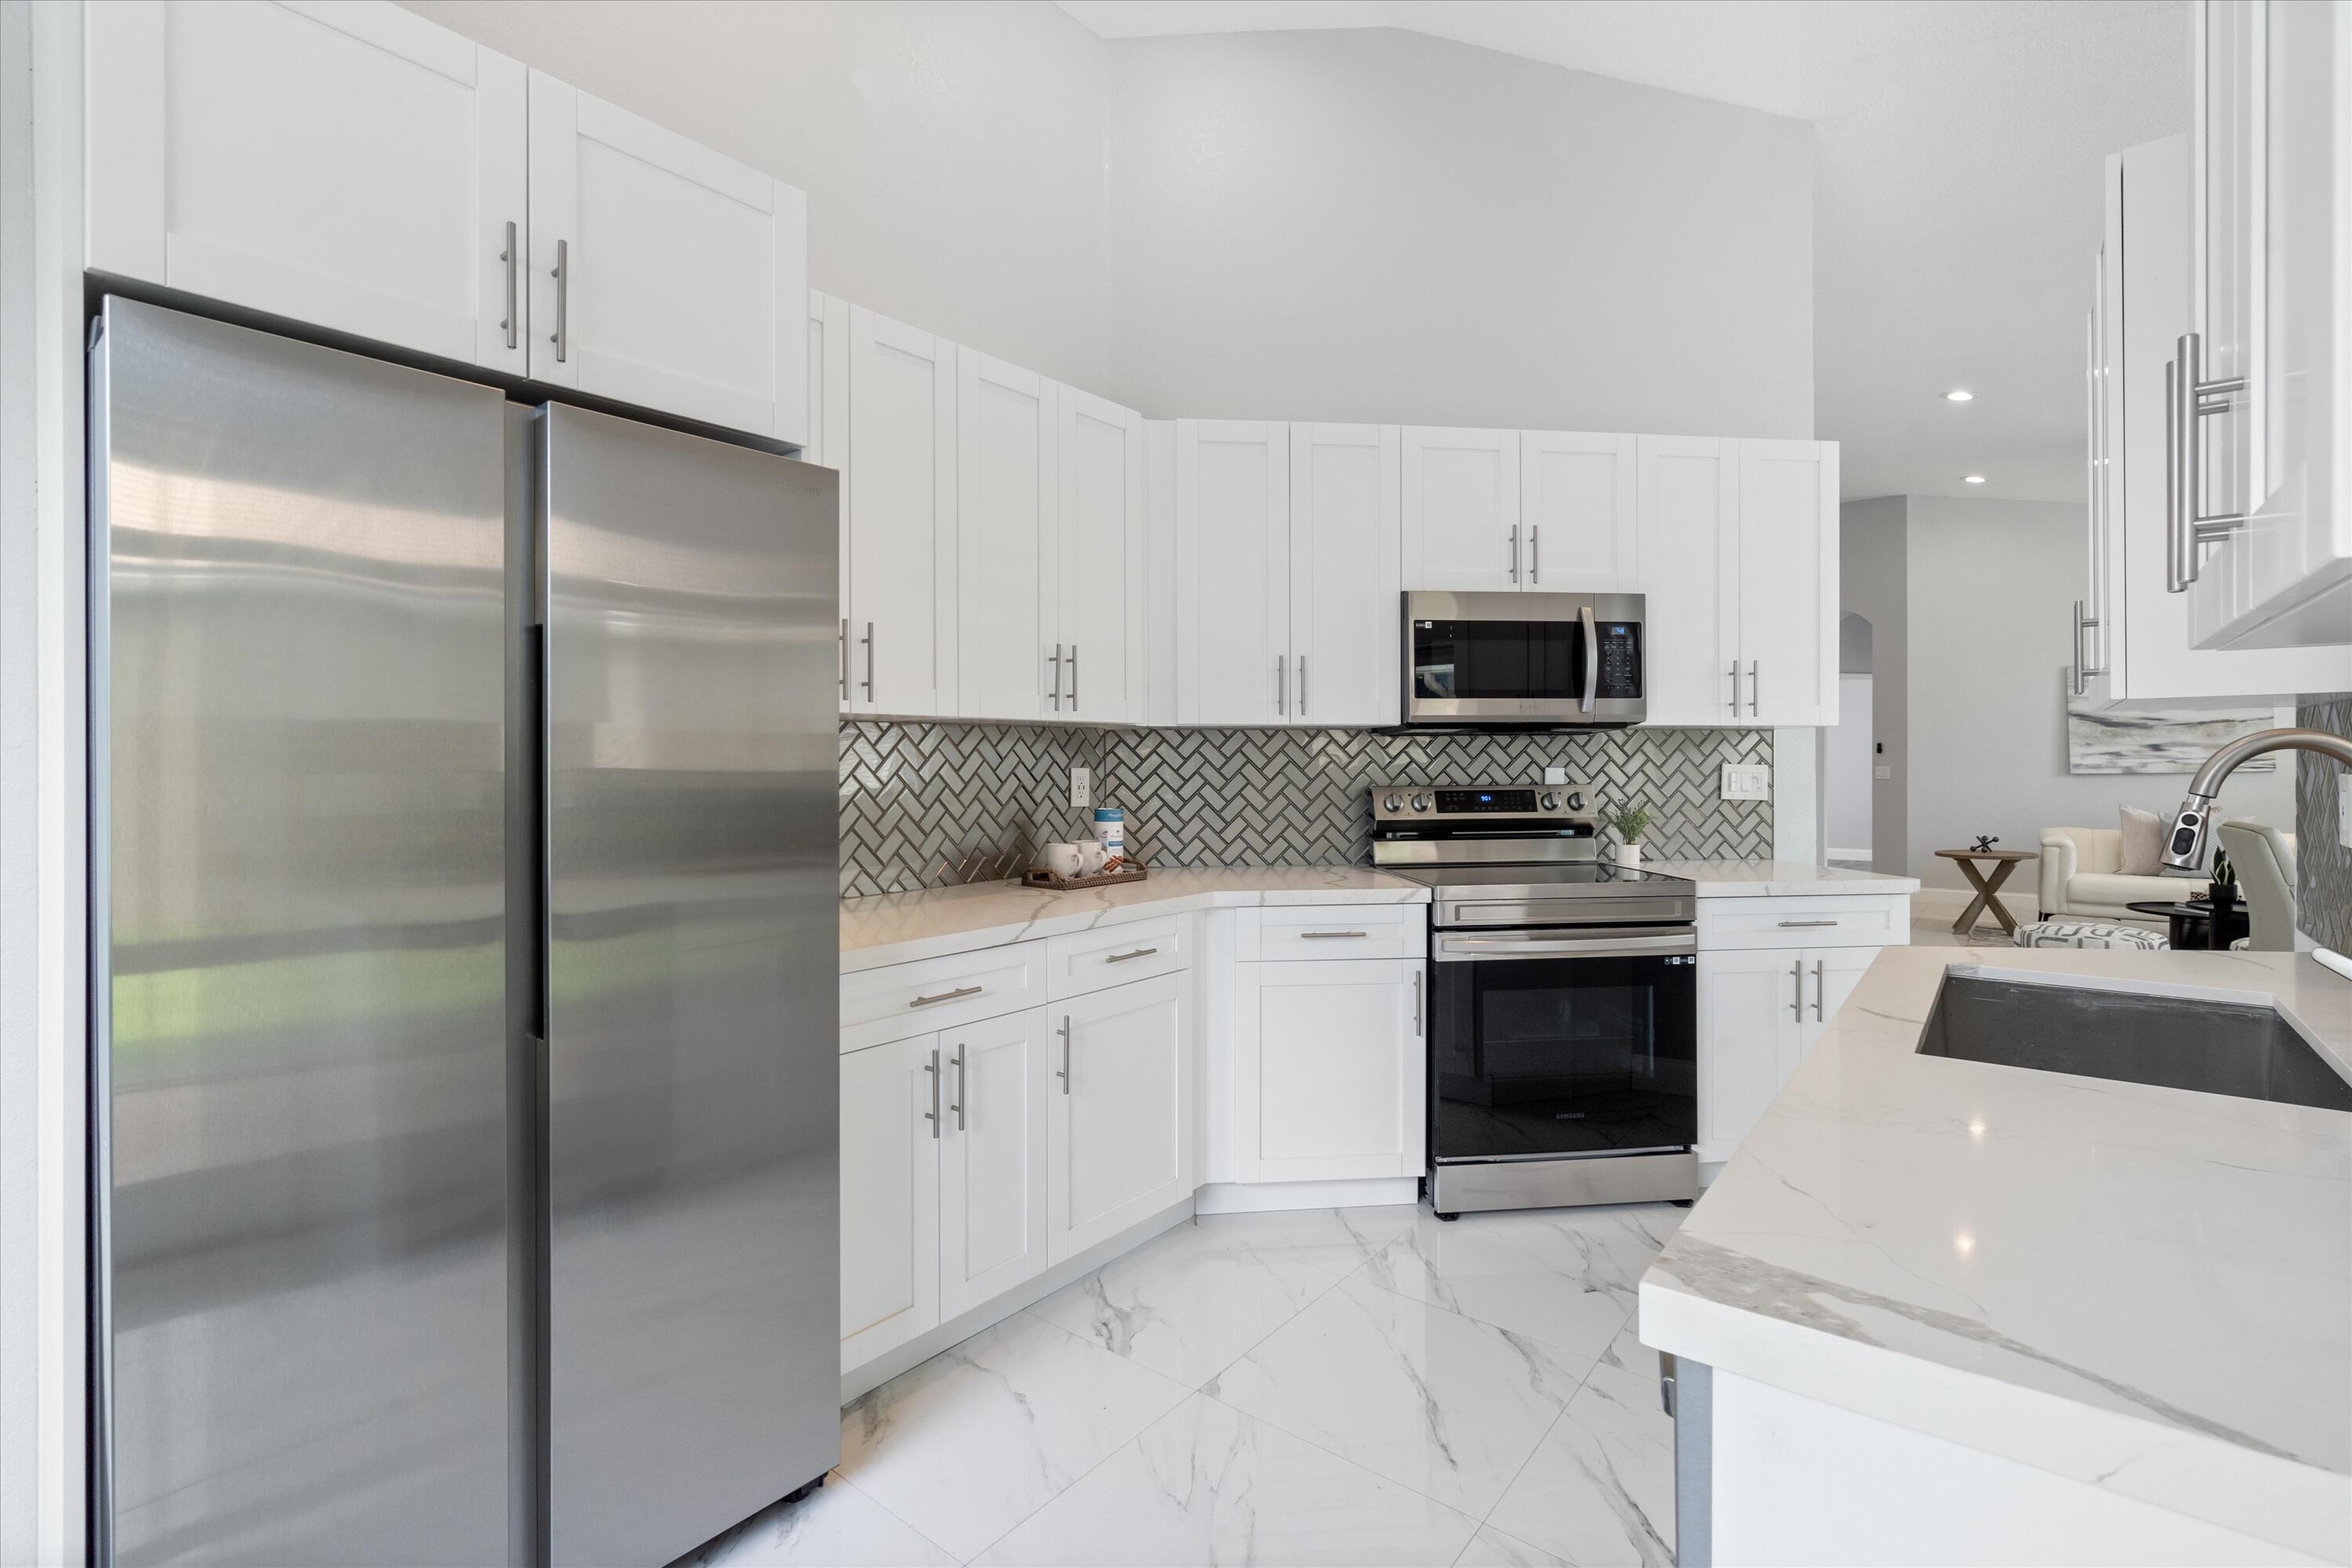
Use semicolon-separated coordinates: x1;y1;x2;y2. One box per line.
1399;590;1647;730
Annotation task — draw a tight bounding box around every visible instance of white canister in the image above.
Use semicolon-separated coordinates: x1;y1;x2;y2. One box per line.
1093;807;1126;867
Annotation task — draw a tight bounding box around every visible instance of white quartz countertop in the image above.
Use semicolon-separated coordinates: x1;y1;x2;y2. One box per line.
839;867;1430;971
838;862;1921;971
1639;945;2352;1561
1639;858;1920;896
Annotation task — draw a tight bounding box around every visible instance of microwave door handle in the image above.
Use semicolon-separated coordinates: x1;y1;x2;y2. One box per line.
1580;603;1599;715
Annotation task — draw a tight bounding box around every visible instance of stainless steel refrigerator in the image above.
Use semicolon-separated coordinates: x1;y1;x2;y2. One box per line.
89;297;840;1566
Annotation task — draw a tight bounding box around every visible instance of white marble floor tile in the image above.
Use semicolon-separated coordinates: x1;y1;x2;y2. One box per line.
1358;1203;1681;1363
1204;1273;1590;1518
1450;1524;1567;1567
1484;1320;1676;1568
835;1312;1192;1562
691;1472;957;1567
1187;1204;1423;1276
1027;1218;1350;1388
970;1392;1483;1566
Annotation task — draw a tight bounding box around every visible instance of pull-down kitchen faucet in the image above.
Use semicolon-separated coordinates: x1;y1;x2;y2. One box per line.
2160;727;2352;874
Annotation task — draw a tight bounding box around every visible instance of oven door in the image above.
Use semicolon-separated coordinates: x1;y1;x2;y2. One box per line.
1428;925;1697;1161
1403;590;1645;726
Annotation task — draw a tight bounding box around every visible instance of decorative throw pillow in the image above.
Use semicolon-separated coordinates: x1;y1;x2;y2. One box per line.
2118;805;2166;875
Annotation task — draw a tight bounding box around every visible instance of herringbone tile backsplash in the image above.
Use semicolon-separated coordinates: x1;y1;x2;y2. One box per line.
841;720;1773;897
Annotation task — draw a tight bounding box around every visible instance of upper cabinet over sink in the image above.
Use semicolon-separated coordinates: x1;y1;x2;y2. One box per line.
85;1;808;445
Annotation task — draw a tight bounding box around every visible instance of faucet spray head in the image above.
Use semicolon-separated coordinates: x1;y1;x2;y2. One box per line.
2158;793;2214;874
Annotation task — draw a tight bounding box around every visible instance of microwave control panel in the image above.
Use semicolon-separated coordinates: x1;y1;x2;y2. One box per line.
1595;622;1642;698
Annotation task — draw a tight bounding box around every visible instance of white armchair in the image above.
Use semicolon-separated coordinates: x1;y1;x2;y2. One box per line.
2038;826;2200;923
2216;821;2299;951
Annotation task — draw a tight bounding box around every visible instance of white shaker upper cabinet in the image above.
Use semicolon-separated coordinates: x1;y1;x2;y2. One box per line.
1737;441;1838;727
85;0;528;373
1057;387;1145;725
2187;0;2352;648
955;350;1057;723
1636;437;1741;725
846;307;956;718
808;291;851;713
1177;421;1291;725
528;72;808;443
1290;424;1403;728
1519;431;1639;592
1400;427;1523;592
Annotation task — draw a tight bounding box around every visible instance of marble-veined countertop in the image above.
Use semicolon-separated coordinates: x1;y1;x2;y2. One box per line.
1639;944;2352;1561
839;862;1921;971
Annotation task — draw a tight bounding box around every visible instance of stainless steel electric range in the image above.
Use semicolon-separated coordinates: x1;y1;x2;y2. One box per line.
1374;783;1700;1216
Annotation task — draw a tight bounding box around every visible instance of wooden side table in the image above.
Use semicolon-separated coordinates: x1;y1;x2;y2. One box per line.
1933;848;2039;936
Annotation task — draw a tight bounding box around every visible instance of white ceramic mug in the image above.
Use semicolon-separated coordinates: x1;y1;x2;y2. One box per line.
1074;840;1109;875
1036;842;1084;878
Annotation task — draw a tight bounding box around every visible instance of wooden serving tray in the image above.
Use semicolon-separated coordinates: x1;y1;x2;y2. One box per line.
1023;863;1147;891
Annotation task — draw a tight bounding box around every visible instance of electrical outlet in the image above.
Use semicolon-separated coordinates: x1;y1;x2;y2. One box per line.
1874;764;1893;781
1543;765;1569;786
2339;775;2351;849
1069;765;1091;811
1720;764;1770;801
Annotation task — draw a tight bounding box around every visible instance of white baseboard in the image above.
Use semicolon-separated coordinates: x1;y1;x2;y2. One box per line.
1193;1177;1419;1214
1825;847;1872;864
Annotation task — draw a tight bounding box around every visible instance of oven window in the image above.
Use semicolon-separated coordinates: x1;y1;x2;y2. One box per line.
1411;619;1581;702
1428;950;1697;1160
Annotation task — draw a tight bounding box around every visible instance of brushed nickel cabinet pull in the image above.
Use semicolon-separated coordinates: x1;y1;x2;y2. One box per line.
1105;947;1159;964
1057;1016;1071;1095
909;984;982;1008
1777;919;1838;928
550;237;569;362
1790;957;1804;1021
924;1049;941;1141
1812;959;1826;1020
1301;930;1368;940
950;1044;967;1131
499;220;517;349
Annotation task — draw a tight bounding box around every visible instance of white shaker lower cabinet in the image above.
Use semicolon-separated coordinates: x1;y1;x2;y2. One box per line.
1232;958;1425;1183
85;0;529;376
936;1008;1051;1319
1046;975;1191;1263
1697;909;1895;1165
838;1033;942;1372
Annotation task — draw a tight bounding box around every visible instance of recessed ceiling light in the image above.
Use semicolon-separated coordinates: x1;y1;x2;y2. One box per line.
1944;390;1974;402
1963;474;1987;485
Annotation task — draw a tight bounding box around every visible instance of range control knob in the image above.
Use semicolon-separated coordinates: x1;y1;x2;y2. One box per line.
1381;791;1403;813
1539;791;1561;811
1410;792;1432;812
1565;789;1585;812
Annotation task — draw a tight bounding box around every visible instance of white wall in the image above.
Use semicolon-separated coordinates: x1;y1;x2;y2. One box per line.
1840;497;1908;873
1103;27;1813;431
1887;495;2296;893
1825;674;1875;860
398;0;1120;395
401;4;1816;437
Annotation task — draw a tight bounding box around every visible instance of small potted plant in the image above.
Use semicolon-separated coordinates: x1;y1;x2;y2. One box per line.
1605;804;1653;869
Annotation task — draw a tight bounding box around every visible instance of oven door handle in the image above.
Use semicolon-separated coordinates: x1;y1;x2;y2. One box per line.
1436;931;1696;961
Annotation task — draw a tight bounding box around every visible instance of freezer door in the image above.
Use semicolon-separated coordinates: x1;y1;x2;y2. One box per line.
93;299;510;1565
541;405;840;1563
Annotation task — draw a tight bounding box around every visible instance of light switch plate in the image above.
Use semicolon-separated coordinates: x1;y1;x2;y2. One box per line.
1720;764;1770;801
1070;765;1091;811
1875;764;1893;781
2339;775;2350;849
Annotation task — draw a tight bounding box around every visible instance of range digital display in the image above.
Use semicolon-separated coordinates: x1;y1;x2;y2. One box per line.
1434;788;1538;814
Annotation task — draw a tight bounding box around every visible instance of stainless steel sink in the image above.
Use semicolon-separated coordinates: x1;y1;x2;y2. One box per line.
1918;974;2352;1112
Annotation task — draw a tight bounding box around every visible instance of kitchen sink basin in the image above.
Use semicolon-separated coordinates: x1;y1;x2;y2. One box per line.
1918;974;2352;1112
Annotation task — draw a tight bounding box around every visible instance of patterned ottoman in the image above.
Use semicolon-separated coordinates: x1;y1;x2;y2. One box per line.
2012;920;2169;950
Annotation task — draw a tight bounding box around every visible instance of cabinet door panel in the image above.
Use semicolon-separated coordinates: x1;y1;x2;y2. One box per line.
1401;427;1521;592
1048;975;1190;1263
956;350;1055;721
1290;424;1403;728
1058;387;1145;725
1521;431;1639;591
808;291;851;712
87;0;528;372
528;74;806;439
840;1036;941;1371
1234;960;1421;1183
938;1010;1049;1319
1697;948;1801;1164
1178;421;1289;725
1737;440;1838;726
846;307;956;717
1637;437;1741;725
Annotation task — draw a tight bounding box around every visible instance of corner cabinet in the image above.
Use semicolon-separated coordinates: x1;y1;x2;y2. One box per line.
527;72;808;442
1231;957;1425;1183
85;0;528;374
2184;0;2352;649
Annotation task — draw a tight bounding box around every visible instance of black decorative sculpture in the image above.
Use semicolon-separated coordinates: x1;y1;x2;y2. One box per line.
1969;834;1999;854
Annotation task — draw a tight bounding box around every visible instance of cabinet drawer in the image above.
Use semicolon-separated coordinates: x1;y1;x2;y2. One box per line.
1238;904;1426;962
1047;916;1191;999
1697;895;1910;952
840;941;1046;1052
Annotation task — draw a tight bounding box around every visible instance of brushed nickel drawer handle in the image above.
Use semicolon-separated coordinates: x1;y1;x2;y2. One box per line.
1105;947;1159;964
1300;930;1369;939
1777;920;1838;928
909;984;982;1008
